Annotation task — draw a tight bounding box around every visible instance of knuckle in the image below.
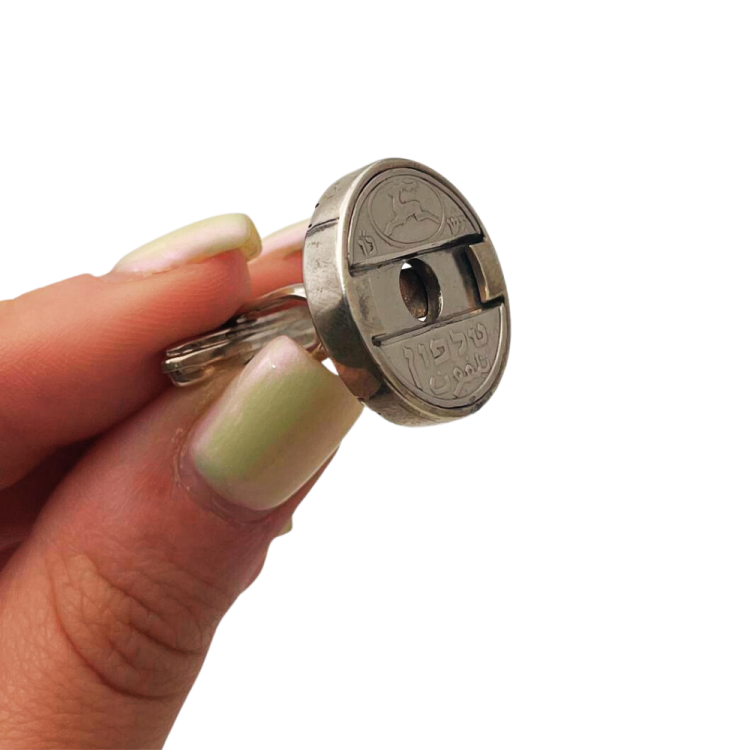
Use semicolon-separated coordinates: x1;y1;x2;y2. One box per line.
45;545;232;701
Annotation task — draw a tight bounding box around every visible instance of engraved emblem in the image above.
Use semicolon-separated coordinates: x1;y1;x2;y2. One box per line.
368;176;445;246
384;181;440;236
357;230;376;257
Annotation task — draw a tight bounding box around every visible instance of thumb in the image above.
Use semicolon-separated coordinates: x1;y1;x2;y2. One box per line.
0;337;362;749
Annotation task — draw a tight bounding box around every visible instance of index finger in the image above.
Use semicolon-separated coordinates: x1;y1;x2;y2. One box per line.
0;214;299;488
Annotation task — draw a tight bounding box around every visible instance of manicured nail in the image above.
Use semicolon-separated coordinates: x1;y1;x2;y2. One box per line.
188;336;362;511
276;518;293;537
113;214;262;274
261;219;309;258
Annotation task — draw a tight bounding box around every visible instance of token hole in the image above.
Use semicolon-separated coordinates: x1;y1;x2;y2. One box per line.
399;259;442;324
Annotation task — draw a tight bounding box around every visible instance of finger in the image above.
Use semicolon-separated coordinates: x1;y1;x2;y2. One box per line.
0;218;307;548
245;219;307;298
112;213;261;275
0;337;362;749
0;444;89;559
260;218;308;258
0;214;261;488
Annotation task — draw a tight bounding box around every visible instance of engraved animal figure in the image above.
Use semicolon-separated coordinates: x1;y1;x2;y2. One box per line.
384;185;440;237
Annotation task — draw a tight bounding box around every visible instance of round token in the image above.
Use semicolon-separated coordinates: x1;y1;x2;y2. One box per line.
303;158;510;426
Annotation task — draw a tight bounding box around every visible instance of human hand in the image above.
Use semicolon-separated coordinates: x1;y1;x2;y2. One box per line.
0;215;362;748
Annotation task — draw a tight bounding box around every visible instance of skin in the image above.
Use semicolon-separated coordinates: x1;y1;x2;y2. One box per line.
0;217;358;748
259;218;308;259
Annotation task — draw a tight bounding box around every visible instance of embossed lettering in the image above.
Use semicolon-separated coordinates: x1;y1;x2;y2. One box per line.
429;337;450;365
447;216;463;235
429;373;451;395
468;323;488;347
403;346;422;389
450;329;467;356
475;352;491;374
357;230;376;257
418;343;430;369
452;366;465;397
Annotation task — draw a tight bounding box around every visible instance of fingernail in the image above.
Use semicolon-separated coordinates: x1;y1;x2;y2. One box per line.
276;518;293;537
260;219;309;258
188;336;362;511
113;214;262;274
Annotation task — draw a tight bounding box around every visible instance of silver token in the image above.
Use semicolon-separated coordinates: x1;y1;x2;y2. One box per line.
163;158;510;426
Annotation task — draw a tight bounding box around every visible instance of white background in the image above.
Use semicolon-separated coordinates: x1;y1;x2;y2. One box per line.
1;2;748;748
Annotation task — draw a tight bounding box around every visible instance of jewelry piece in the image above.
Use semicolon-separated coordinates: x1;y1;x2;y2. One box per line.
163;158;510;426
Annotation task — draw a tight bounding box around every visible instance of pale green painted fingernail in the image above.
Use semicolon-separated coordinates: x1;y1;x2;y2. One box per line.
260;219;309;258
276;518;293;537
189;336;362;511
113;213;262;274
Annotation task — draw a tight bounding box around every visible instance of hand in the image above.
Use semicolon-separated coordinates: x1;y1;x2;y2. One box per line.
0;216;362;748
